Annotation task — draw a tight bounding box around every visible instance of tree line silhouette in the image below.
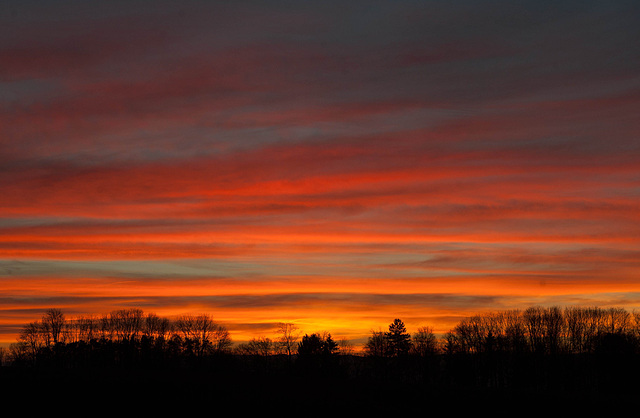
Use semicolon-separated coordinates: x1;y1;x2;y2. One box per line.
2;305;640;411
7;305;640;364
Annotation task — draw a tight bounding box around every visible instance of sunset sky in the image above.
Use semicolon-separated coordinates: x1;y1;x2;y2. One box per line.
1;0;639;347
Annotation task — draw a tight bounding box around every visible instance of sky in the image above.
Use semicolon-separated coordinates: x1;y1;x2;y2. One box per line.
1;0;639;347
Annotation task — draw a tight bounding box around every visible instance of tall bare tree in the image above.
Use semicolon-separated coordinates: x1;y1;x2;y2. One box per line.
110;309;144;341
174;314;231;356
276;322;300;358
412;326;438;356
143;313;171;340
19;321;44;359
364;329;390;357
42;308;65;346
543;306;565;354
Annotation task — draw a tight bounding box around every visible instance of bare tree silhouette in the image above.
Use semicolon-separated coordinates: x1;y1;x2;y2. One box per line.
42;308;65;346
276;322;300;359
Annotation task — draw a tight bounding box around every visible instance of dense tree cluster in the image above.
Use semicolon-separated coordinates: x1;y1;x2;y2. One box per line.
9;308;232;367
444;306;640;356
359;307;640;359
364;319;436;357
297;332;339;356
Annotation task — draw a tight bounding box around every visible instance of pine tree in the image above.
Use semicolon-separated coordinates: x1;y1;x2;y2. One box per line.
386;319;412;356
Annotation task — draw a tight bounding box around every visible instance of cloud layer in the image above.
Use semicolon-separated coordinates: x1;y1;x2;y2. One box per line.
1;0;639;344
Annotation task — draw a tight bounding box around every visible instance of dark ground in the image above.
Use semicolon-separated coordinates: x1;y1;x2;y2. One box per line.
1;353;636;414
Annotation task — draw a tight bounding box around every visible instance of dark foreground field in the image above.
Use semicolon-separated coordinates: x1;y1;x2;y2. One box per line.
1;352;637;414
